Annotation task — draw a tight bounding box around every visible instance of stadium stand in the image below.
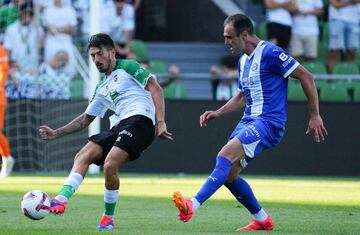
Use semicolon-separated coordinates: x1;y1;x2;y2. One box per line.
163;81;187;99
70;78;84;99
303;61;327;74
353;82;360;102
288;80;307;101
256;21;267;40
320;82;351;102
131;39;149;61
333;62;359;75
146;42;229;99
3;0;360;177
149;60;166;73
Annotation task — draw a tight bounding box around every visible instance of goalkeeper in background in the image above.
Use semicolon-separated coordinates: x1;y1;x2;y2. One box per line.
39;33;173;230
0;37;14;178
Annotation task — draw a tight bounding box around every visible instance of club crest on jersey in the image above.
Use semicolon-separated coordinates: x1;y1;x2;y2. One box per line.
251;63;258;71
109;90;120;101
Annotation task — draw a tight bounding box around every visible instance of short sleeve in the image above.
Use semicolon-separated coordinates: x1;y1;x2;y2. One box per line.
85;96;109;118
121;60;151;87
265;46;299;78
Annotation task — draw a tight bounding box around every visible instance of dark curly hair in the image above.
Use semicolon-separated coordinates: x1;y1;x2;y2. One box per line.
87;33;115;52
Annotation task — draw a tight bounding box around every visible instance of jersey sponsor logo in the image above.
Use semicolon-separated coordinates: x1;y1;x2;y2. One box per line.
282;57;293;68
279;52;288;61
116;130;133;142
241;76;257;88
134;68;145;78
247;125;260;138
109;90;120;101
119;130;133;138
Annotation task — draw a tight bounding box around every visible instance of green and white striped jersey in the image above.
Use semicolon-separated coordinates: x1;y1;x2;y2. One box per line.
85;59;156;128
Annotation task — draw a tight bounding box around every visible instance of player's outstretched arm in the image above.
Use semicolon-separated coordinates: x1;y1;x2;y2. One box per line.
200;92;245;127
290;65;328;142
146;76;173;140
39;113;95;140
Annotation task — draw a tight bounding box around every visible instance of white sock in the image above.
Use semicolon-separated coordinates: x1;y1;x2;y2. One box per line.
252;208;268;222
55;195;68;202
104;188;119;204
191;198;200;212
1;156;6;165
64;172;83;191
55;172;84;202
1;157;7;173
104;188;119;217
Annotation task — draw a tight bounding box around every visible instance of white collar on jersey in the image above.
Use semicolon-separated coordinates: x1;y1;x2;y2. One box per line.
248;40;264;59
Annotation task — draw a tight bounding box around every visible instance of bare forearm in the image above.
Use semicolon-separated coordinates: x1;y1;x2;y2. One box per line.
216;94;245;117
57;25;77;35
54;113;94;137
151;86;166;124
300;77;320;117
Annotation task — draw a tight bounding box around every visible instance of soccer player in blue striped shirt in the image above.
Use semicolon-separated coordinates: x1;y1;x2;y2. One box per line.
173;14;327;231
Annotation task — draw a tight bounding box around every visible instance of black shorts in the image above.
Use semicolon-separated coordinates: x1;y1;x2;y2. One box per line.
89;115;155;165
267;22;292;50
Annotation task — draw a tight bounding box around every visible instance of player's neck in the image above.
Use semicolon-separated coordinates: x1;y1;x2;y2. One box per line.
105;60;117;76
244;37;261;56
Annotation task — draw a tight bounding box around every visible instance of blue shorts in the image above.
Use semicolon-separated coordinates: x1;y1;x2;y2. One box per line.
228;118;284;167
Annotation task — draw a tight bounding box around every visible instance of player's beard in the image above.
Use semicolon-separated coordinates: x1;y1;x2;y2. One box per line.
97;55;112;73
97;63;107;73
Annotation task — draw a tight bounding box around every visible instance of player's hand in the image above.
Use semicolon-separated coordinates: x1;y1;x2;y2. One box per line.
306;115;328;143
39;125;57;140
200;110;219;127
157;121;173;140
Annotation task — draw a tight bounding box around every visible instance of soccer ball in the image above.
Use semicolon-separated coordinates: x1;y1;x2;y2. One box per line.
21;190;51;220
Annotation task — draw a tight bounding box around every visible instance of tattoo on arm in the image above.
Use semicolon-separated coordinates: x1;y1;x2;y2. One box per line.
55;113;95;137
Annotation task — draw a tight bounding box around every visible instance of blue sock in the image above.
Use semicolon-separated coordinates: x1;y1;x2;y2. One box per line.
224;176;261;214
194;156;232;204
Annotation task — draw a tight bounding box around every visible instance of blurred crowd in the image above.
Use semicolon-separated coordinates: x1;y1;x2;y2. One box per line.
264;0;360;73
0;0;142;100
211;0;360;101
0;0;359;102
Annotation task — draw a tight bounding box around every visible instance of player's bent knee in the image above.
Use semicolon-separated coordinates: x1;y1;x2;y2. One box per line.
103;161;118;175
226;172;238;182
218;143;245;163
226;163;242;182
74;142;103;164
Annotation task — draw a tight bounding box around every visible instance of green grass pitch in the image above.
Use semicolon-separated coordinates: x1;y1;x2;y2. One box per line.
0;174;359;235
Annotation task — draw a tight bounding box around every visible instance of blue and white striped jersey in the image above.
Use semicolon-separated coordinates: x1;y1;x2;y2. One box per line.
238;41;299;128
